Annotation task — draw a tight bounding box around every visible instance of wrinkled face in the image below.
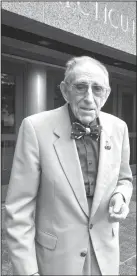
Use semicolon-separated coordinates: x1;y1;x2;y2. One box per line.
61;60;110;125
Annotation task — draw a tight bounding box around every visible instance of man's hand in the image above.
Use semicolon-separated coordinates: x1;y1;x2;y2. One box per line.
109;193;129;222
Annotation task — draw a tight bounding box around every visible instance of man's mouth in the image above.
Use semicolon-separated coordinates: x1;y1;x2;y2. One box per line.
81;107;95;111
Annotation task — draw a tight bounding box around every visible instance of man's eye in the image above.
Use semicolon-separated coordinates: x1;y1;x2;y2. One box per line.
76;84;86;90
93;85;102;92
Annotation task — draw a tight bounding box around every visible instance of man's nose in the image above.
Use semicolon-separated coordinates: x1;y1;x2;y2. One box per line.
84;86;94;102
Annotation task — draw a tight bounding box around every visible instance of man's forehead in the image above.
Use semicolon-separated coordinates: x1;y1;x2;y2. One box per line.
68;62;108;84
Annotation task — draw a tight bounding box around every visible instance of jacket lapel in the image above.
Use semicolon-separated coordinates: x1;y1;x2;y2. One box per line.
53;104;89;217
90;112;113;219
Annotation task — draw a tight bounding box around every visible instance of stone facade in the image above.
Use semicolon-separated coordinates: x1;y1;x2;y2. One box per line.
2;1;136;55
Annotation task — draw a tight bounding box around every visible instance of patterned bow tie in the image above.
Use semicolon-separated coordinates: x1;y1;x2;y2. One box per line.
71;122;102;140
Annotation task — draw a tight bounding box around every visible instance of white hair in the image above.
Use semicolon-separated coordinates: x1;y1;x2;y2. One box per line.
64;56;110;87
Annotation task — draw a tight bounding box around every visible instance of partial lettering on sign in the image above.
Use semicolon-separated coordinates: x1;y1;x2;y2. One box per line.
59;1;135;36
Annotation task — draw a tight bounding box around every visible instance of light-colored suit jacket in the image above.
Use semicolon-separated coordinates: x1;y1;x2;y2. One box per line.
5;103;133;275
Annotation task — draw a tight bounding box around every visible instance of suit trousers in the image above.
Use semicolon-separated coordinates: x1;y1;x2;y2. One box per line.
82;196;101;275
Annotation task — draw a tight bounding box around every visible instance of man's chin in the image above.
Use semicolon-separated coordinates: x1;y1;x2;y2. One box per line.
78;114;96;125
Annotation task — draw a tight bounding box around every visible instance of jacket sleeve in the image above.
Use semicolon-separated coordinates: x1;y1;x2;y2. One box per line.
5;117;40;275
112;122;133;205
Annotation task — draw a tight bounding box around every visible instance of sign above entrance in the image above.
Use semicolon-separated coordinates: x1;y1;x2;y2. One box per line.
58;2;135;36
2;1;136;55
52;1;136;54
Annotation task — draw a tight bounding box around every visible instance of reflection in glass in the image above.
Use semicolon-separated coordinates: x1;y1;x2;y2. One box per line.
129;137;136;165
1;73;15;134
1;140;15;170
121;93;134;132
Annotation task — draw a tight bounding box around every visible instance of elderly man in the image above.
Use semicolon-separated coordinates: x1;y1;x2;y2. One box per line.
5;56;133;275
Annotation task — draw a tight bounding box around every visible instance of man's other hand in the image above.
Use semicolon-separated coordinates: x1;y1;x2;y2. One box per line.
109;193;129;222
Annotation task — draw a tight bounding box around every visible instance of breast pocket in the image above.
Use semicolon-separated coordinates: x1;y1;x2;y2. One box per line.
35;229;57;250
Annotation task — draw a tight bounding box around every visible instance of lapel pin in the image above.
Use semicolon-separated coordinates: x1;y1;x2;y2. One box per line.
105;140;111;150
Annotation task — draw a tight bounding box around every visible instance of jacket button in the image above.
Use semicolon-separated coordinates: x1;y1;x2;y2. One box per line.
80;250;87;257
89;223;93;229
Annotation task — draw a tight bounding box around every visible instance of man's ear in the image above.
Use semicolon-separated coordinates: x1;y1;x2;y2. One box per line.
60;81;69;103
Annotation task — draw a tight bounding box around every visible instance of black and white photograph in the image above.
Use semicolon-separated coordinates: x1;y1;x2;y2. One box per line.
1;1;136;275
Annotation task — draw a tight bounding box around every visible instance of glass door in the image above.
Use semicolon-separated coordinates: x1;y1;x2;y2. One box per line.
1;74;16;186
117;82;136;174
1;58;24;201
